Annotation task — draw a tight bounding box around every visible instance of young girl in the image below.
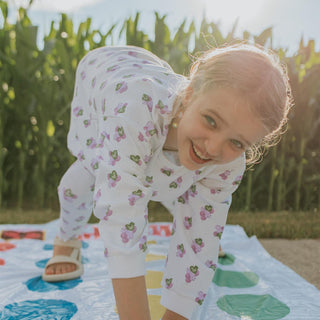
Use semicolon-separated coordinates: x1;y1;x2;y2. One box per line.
42;44;291;320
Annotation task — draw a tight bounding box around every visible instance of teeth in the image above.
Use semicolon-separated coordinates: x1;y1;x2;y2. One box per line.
193;144;210;160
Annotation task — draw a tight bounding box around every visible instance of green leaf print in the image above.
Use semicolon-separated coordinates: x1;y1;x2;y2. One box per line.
93;163;99;170
118;127;124;136
190;266;199;274
111;150;119;159
141;243;147;252
100;81;107;90
157;100;165;109
118;105;126;113
142;93;151;101
109;170;118;181
205;205;212;212
130;155;141;163
64;189;75;198
146;176;153;183
162;170;172;176
107;65;117;72
132;189;142;196
126;222;135;231
178;196;185;204
169;182;177;188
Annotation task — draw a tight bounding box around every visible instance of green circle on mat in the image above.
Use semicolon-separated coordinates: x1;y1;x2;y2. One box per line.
217;294;290;320
213;268;259;288
218;253;235;265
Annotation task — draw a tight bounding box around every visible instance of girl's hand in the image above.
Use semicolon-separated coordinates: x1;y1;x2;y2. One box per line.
162;309;188;320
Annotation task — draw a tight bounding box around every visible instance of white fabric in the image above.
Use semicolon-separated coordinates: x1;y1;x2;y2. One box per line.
60;45;246;317
0;221;319;320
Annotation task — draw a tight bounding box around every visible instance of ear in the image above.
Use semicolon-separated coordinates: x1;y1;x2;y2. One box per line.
183;85;193;106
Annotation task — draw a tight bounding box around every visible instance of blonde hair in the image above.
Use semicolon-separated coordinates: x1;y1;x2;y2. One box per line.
185;43;293;164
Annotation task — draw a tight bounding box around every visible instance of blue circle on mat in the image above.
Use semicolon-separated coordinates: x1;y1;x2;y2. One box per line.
0;299;77;320
36;256;89;269
81;256;89;264
25;276;82;292
35;259;49;269
43;244;53;250
82;241;89;249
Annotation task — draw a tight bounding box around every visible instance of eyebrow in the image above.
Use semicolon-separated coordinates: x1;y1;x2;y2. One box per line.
206;109;252;147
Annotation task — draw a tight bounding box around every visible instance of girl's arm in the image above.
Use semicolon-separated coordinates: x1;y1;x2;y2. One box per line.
112;276;151;320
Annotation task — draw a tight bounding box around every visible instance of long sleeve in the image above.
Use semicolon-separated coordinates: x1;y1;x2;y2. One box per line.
93;117;154;278
91;77;178;279
160;155;246;318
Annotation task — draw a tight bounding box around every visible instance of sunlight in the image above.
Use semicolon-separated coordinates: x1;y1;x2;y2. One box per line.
200;0;267;25
7;0;103;12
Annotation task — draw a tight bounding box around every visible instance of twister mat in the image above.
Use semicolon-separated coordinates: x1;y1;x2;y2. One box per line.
0;221;319;319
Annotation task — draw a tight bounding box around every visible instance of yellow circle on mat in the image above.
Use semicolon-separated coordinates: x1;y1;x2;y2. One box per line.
148;295;166;320
146;253;166;262
146;270;163;289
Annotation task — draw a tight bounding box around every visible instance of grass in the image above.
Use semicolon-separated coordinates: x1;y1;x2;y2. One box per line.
0;206;319;239
227;210;320;239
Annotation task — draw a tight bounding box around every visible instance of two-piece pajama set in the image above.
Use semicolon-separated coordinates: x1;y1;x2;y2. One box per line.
58;45;245;318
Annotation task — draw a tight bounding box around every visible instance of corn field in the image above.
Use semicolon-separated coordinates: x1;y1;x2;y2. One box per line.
0;1;319;212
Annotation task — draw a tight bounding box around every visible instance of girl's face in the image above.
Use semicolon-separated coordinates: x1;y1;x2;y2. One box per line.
176;87;268;170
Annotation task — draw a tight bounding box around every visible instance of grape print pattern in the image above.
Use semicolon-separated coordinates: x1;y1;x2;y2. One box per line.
62;46;246;319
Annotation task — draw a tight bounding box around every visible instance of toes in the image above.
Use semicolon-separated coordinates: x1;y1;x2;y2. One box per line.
45;266;54;275
67;264;77;273
55;264;64;274
45;263;76;275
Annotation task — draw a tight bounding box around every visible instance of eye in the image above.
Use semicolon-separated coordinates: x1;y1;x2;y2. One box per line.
230;139;244;149
204;115;217;128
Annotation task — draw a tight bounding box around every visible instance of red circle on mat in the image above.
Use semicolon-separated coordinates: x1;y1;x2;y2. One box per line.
0;258;5;265
0;242;16;251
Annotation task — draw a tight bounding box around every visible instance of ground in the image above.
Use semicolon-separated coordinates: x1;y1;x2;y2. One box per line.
259;238;320;290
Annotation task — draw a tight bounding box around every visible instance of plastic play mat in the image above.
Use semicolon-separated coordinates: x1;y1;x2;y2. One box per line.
0;220;319;320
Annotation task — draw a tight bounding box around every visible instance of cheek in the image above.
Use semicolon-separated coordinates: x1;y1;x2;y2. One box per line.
177;118;190;139
221;145;243;162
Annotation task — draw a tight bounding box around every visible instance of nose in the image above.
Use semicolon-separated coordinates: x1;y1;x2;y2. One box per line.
204;135;224;159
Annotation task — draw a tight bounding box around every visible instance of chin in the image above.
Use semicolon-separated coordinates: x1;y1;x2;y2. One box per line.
180;159;207;171
179;158;195;171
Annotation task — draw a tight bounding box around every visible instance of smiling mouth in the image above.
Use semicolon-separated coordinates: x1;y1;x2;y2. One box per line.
191;143;211;162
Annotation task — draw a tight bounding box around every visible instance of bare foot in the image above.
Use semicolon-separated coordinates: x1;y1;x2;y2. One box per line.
45;245;77;275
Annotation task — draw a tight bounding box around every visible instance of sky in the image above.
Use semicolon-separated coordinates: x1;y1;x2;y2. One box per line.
4;0;320;54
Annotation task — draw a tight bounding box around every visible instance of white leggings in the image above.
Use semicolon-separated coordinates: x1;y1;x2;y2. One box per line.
57;160;95;241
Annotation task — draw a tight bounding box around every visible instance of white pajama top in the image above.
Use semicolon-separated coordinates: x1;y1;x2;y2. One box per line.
67;45;246;318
